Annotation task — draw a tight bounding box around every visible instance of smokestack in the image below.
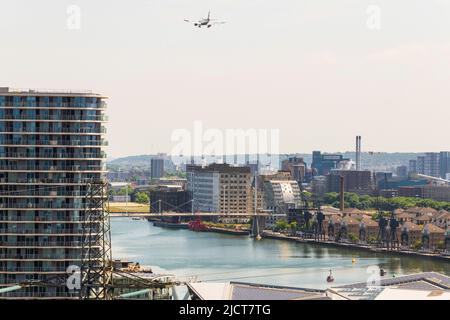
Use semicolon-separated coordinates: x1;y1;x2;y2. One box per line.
356;135;361;171
339;175;345;212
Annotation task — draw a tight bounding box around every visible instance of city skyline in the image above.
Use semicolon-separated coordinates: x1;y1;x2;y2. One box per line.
1;1;450;158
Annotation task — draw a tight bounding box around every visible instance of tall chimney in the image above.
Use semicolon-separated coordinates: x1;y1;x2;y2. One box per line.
356;135;361;171
339;175;345;212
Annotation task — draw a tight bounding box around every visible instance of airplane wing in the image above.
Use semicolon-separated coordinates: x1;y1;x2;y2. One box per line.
210;21;226;26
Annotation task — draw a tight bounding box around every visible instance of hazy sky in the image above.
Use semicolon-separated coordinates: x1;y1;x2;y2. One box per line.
1;0;449;158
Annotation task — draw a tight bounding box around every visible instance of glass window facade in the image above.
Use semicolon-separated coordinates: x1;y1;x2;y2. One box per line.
0;92;107;298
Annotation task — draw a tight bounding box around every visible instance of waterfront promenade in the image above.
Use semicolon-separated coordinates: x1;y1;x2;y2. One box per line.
261;230;450;262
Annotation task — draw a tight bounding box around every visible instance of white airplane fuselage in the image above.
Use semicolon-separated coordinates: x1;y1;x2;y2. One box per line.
195;18;210;27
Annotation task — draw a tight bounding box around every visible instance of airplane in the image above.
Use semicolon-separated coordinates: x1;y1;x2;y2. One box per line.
184;11;226;28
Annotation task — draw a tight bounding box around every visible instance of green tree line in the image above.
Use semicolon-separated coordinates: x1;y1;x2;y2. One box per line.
318;192;450;211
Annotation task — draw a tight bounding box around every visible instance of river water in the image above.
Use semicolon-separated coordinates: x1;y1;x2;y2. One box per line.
111;218;450;289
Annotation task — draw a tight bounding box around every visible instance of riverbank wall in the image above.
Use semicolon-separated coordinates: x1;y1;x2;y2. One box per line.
262;231;450;262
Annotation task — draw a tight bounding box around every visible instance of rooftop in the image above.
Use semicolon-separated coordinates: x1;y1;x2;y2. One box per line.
0;87;106;98
187;282;327;300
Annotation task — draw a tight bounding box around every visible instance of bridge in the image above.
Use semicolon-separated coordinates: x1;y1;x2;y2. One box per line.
108;199;286;237
109;212;282;218
109;211;285;238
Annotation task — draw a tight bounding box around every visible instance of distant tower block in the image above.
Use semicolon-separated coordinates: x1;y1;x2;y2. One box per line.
256;153;260;173
245;153;250;164
234;153;238;165
223;154;227;164
190;155;195;165
356;136;362;171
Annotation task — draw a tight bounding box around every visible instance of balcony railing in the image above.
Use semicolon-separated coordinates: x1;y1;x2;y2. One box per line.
0;229;91;235
0;267;78;272
0;241;99;247
0;101;106;109
0;217;86;222
0;139;108;146
0;204;103;210
0;152;106;159
0;114;108;121
0;191;88;197
0;165;105;171
0;254;83;260
0;127;107;134
0;178;106;184
0;291;80;298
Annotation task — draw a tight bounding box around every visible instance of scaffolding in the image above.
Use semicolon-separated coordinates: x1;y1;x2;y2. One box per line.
80;181;113;300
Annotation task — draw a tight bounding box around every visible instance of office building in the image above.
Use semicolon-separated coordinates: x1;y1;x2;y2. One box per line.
396;165;408;178
311;151;349;176
261;171;302;228
150;157;164;180
186;163;252;214
0;87;107;298
422;185;450;202
281;156;308;183
326;170;373;195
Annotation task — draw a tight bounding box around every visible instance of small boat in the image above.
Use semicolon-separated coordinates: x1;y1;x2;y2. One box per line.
352;257;357;264
326;270;334;283
188;218;209;232
380;268;386;276
132;217;141;221
256;234;262;241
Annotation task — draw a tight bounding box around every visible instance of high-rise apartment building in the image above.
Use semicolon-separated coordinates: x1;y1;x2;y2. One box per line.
0;87;107;298
409;160;417;174
409;152;450;179
424;152;440;178
440;152;450;179
150;157;165;180
417;156;425;175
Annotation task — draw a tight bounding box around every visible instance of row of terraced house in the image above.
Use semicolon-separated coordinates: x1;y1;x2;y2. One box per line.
319;207;450;252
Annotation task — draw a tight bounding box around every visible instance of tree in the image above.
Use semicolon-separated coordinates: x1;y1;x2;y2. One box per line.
289;221;298;233
348;233;359;243
275;219;288;231
135;192;149;204
117;186;133;196
412;240;422;251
